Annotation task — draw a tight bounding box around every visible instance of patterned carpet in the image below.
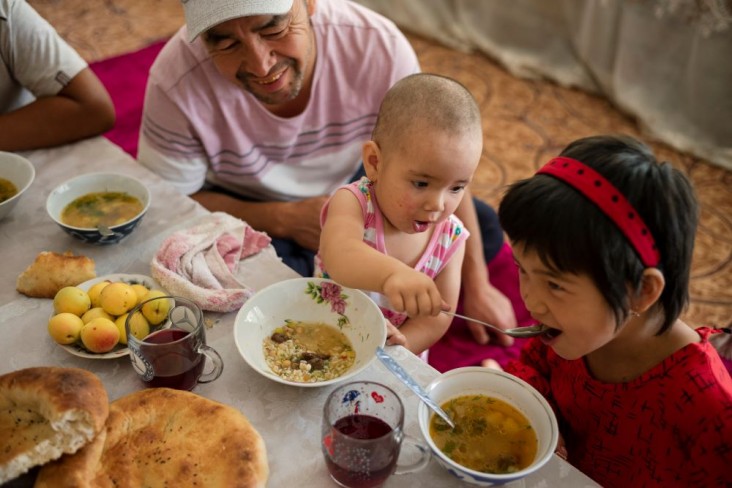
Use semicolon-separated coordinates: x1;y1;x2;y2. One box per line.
29;0;731;336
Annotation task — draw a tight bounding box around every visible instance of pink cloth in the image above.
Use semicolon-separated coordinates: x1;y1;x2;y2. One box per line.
90;39;167;157
151;212;272;312
428;242;533;372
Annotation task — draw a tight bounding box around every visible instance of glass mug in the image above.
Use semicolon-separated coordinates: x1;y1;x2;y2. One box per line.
322;381;430;488
126;295;223;391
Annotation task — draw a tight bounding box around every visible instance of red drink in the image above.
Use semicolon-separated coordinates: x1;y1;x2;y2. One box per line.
324;414;399;488
142;328;204;391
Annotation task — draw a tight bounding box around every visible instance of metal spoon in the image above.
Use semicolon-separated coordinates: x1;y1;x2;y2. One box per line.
376;346;455;429
97;224;118;237
441;311;548;338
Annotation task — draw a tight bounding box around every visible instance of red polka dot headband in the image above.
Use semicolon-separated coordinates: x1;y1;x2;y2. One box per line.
536;157;660;268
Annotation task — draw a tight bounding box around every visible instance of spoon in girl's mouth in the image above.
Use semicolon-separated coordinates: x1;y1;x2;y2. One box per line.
440;311;549;338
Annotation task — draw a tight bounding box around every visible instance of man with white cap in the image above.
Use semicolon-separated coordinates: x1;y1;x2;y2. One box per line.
138;0;524;351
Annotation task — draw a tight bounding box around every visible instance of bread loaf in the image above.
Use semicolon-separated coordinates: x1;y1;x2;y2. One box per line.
0;367;109;484
16;251;96;298
35;388;269;488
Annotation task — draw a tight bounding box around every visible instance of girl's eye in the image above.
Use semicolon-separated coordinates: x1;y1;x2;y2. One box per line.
450;185;466;193
547;280;564;291
412;181;428;189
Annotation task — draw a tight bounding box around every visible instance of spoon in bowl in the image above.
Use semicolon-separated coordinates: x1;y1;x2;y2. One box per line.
441;311;548;338
97;224;119;237
376;346;455;429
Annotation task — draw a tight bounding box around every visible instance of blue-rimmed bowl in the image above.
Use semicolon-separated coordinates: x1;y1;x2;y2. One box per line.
0;151;35;221
418;367;559;485
46;172;150;245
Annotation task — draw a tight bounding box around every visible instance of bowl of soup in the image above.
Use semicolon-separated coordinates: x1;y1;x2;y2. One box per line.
233;277;387;387
46;172;150;244
418;367;559;485
0;151;35;221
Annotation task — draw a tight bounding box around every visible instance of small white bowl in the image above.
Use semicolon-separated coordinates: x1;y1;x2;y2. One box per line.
418;367;559;486
233;277;387;387
0;151;35;221
46;172;150;245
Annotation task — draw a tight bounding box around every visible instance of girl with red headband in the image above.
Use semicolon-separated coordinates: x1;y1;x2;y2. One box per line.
499;135;732;487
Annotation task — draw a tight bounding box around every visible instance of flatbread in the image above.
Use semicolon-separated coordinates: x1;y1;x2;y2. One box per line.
16;251;96;298
35;388;269;488
0;367;109;484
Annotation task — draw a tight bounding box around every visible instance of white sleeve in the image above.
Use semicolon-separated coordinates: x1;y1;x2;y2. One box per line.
7;0;87;97
136;134;209;196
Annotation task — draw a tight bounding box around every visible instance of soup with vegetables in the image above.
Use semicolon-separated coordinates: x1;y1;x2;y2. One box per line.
0;177;18;203
61;191;143;228
430;395;537;474
263;321;355;383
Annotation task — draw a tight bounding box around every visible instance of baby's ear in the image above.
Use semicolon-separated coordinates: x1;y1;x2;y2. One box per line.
362;141;381;181
632;268;665;313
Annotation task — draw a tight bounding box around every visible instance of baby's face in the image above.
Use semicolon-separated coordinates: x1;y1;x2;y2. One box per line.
374;128;481;235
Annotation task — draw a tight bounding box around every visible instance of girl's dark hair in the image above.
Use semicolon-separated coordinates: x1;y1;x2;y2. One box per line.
498;135;698;333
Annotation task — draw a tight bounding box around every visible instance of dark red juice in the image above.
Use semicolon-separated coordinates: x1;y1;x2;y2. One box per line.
325;414;398;488
143;329;203;391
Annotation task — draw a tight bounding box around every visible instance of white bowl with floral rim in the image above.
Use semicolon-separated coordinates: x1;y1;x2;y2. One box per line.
233;278;386;387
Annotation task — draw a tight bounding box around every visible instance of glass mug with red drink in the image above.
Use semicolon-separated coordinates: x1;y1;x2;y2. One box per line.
322;381;430;488
126;295;223;391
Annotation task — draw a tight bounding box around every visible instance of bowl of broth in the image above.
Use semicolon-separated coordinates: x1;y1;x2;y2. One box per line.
233;277;387;387
418;367;559;485
46;172;150;244
0;151;35;221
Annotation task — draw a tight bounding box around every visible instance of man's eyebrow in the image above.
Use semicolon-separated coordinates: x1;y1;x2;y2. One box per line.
205;13;290;41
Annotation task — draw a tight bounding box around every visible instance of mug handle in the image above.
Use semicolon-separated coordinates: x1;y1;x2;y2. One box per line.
394;435;431;475
197;344;224;383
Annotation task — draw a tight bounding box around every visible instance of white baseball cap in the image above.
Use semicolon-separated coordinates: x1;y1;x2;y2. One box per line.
182;0;295;42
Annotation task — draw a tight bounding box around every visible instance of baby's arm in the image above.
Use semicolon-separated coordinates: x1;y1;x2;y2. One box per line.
397;242;465;354
320;190;444;317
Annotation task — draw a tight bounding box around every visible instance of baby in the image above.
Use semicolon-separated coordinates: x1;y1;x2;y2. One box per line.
317;73;482;355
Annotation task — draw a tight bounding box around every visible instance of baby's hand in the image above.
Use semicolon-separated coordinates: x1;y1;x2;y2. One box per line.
385;321;407;347
382;269;443;317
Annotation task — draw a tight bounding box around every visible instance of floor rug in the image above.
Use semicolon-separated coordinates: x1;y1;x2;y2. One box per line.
89;39;167;157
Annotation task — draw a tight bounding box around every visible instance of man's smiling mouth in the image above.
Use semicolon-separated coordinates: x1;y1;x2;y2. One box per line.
253;69;285;85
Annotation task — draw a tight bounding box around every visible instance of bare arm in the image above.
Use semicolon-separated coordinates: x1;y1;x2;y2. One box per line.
0;68;115;151
191;190;328;251
454;189;516;347
320;189;444;318
397;241;465;355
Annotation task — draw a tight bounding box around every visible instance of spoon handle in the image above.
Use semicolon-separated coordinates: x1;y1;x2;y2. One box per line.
440;311;505;335
376;347;455;429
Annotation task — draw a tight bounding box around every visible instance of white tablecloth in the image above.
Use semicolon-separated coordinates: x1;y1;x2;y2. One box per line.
0;137;599;487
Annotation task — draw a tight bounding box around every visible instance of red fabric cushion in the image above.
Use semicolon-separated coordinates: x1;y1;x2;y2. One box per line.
89;39;167;157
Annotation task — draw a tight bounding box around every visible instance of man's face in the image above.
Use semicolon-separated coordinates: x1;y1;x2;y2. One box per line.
203;0;316;116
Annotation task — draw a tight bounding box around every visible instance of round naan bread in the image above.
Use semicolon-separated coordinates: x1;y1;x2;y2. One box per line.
35;387;268;488
0;367;109;484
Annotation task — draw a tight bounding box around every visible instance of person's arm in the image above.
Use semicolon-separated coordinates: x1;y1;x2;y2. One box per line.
396;241;465;355
191;191;327;251
0;68;115;151
320;189;444;319
454;189;517;347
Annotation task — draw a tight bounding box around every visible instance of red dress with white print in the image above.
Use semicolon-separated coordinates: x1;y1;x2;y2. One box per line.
505;327;732;487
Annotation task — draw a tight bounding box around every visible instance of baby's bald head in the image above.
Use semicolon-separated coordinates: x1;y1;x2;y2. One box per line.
372;73;482;153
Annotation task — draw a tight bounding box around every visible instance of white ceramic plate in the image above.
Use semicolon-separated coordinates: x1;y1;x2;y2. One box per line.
55;273;166;360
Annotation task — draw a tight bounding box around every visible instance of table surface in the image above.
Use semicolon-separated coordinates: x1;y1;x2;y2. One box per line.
0;137;599;487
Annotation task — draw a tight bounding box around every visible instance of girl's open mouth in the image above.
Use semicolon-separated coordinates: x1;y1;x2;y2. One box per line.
539;326;562;345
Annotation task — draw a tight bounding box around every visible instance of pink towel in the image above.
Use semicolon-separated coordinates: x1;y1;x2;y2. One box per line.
151;212;272;312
